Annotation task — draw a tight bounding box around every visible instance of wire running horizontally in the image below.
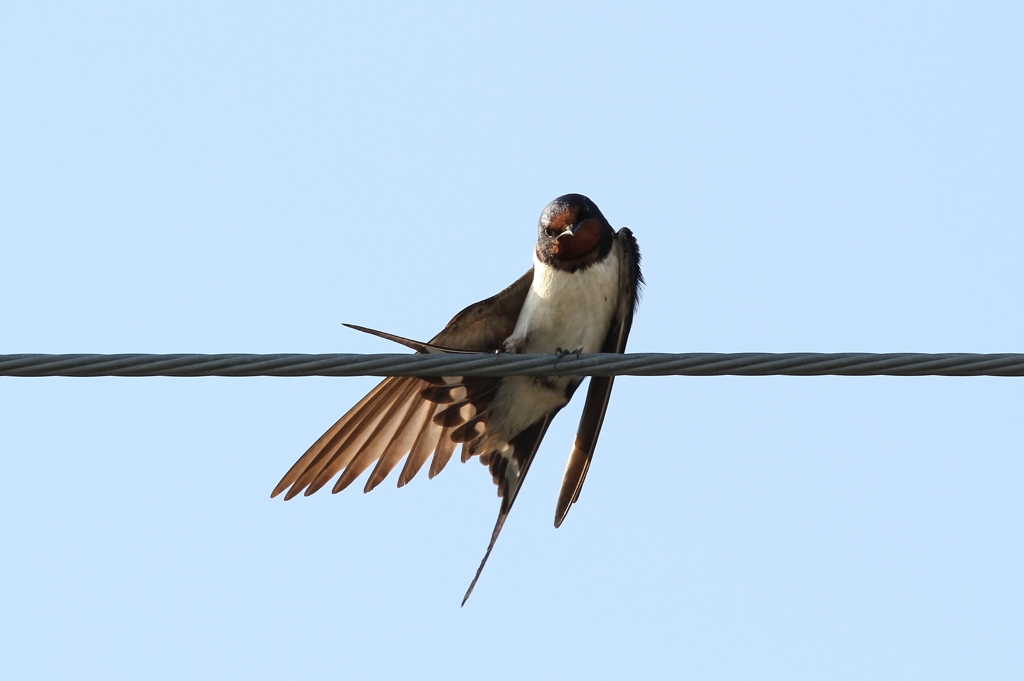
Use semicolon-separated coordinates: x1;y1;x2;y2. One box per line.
2;353;1024;377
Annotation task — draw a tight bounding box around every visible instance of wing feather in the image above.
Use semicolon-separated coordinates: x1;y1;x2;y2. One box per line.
428;426;457;478
331;378;423;493
364;386;436;492
554;227;643;527
274;376;404;499
271;269;533;498
297;377;414;496
396;404;443;487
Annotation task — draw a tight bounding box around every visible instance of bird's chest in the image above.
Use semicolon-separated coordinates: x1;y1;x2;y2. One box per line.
484;246;620;442
510;246;621;354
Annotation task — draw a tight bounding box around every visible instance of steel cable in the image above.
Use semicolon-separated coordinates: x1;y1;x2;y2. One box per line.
3;353;1024;377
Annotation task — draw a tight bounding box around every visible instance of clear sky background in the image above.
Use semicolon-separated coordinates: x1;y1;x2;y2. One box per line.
2;2;1022;679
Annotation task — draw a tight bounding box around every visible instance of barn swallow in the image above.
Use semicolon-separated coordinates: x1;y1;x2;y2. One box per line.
272;194;643;604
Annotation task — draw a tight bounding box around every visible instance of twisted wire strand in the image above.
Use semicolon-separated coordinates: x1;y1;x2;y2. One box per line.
2;353;1024;377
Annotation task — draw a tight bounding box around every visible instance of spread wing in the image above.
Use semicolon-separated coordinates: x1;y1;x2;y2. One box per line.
270;269;533;500
553;227;643;527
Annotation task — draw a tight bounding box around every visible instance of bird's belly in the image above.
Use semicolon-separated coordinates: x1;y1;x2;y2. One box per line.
484;375;574;446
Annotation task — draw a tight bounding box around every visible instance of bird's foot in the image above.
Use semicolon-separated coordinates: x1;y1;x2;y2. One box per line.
501;337;527;355
553;346;582;369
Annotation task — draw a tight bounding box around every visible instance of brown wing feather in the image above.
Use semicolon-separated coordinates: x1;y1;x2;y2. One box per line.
331;379;425;492
275;376;408;499
271;269;533;499
271;378;394;498
432;269;533;350
306;378;418;495
428;427;457;478
395;404;443;487
363;386;436;492
554;227;643;527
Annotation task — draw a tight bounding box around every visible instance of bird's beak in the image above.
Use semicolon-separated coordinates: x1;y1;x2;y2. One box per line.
557;221;584;240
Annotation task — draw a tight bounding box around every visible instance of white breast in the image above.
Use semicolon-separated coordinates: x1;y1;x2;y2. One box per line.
474;240;622;449
511;239;622;354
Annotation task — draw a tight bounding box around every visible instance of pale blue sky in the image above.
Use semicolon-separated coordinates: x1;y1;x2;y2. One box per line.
1;2;1022;679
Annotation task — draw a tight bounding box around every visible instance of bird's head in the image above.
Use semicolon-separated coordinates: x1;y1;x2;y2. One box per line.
536;194;613;271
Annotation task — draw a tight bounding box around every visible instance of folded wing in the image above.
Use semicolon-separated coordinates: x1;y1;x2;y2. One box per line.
554;227;643;527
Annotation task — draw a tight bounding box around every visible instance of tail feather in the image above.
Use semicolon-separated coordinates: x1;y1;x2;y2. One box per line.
460;411;558;606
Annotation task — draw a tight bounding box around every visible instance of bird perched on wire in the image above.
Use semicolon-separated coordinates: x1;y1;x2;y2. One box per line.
272;193;643;604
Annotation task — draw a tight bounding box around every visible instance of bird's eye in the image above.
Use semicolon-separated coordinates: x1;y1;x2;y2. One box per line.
545;227;561;237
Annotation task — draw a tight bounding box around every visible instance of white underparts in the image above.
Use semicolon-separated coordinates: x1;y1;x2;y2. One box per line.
475;240;622;453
